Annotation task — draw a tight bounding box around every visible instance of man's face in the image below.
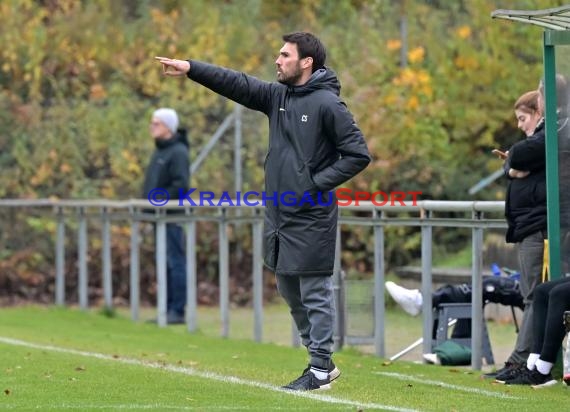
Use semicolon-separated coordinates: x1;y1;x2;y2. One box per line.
275;42;305;86
149;117;171;139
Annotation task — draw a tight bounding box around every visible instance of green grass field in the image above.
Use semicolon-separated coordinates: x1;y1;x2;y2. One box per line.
0;305;568;411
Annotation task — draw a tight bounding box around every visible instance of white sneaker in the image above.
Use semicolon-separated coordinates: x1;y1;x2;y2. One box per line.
385;281;422;316
423;353;440;365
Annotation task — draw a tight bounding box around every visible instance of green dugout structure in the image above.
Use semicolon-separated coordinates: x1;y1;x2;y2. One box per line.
493;6;570;281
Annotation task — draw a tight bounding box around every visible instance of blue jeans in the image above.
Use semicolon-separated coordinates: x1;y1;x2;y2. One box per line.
166;224;187;316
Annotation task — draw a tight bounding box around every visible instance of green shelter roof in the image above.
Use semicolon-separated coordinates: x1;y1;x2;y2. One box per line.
492;5;570;30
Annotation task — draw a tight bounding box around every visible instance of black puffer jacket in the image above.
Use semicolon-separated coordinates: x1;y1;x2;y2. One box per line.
504;121;546;243
187;61;371;276
555;116;570;231
142;129;190;200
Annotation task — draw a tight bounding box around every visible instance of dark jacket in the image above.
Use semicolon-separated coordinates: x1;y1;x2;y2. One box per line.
187;61;371;276
555;115;570;230
504;120;546;243
142;129;190;201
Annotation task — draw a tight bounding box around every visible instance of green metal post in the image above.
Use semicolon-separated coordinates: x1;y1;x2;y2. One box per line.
543;33;561;280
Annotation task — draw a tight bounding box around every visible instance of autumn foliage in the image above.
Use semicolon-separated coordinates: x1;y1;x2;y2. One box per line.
0;0;560;305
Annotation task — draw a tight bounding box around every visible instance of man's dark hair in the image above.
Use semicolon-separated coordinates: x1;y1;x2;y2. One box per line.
282;32;326;73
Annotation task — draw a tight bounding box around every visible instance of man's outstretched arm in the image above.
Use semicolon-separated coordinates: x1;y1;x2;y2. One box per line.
154;57;273;114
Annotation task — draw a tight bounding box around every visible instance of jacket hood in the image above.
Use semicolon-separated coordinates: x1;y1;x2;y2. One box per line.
289;67;340;96
532;118;545;136
155;128;189;149
558;113;569;130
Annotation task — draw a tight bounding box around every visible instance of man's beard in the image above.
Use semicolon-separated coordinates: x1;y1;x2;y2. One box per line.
277;63;303;86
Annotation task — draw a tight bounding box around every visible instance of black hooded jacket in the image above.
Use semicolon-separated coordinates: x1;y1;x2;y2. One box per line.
187;61;371;276
504;120;546;243
142;129;190;201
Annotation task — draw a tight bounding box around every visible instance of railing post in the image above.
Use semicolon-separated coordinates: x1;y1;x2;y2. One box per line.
156;211;168;327
77;207;88;310
55;206;65;306
186;208;197;332
219;208;230;337
421;208;433;356
234;104;243;195
252;208;263;342
373;208;385;358
471;210;484;370
101;207;113;310
130;209;140;321
333;214;344;351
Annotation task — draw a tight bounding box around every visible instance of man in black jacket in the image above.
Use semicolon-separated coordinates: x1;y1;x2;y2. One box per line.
142;108;190;325
156;32;371;391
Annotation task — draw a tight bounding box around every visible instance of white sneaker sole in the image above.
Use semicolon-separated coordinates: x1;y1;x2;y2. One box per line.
329;367;341;382
531;379;558;389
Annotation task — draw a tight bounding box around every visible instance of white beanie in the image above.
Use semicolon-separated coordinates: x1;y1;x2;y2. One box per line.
152;108;179;133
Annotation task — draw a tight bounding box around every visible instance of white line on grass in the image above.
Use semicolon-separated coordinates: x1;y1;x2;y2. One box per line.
0;404;318;410
373;372;520;399
0;337;418;412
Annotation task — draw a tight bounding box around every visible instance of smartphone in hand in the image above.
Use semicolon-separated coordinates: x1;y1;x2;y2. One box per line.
492;149;508;160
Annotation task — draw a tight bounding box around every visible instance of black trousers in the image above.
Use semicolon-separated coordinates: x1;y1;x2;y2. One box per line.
531;276;570;363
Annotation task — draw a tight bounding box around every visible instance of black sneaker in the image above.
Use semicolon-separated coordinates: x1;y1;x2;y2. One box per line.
500;367;557;388
328;361;341;382
301;362;341;382
494;363;525;382
483;362;517;379
282;370;331;391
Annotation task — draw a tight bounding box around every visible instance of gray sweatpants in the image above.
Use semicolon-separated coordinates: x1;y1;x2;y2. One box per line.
276;274;335;370
507;230;545;364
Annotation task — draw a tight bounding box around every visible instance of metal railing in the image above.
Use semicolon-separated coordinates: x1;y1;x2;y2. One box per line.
0;199;507;370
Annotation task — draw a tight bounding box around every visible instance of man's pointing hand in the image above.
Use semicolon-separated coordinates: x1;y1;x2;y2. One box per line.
155;57;190;76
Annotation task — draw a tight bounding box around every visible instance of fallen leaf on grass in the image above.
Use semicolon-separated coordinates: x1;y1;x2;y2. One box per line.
75;366;86;372
382;361;392;366
4;389;11;396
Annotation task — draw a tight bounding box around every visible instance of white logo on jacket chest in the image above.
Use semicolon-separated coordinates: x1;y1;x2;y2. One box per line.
301;115;308;122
